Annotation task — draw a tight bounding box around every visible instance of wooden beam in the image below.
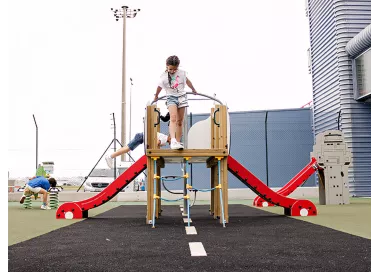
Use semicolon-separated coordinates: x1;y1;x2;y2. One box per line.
146;149;228;158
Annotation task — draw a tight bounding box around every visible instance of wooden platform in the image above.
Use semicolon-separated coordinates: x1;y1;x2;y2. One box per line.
146;149;228;163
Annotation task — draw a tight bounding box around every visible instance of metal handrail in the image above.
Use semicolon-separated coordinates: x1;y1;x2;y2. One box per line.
151;92;223;105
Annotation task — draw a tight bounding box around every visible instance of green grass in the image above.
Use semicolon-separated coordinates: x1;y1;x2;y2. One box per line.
254;198;371;239
8;201;129;246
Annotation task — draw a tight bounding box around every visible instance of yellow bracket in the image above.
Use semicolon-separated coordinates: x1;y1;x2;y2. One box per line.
152;157;160;161
184;157;192;161
184;195;190;199
153;194;160;199
215;156;224;161
186;184;192;189
154;174;160;179
215;184;222;189
183;173;189;179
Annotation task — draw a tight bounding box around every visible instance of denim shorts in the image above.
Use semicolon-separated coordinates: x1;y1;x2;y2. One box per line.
127;133;144;151
166;94;188;108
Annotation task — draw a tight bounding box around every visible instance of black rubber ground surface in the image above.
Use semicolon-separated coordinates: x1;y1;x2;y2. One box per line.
8;205;370;272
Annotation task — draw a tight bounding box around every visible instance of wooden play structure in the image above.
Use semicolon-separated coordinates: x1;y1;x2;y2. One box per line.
56;93;320;224
145;103;230;227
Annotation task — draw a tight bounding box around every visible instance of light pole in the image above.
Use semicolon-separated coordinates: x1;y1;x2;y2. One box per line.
111;113;117;180
129;78;133;143
110;6;140;161
32;114;38;170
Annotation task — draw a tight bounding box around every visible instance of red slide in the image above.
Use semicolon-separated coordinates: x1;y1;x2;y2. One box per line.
253;157;319;207
228;155;317;216
56;155;147;219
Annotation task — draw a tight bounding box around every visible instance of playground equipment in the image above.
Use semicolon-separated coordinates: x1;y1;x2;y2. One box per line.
143;97;231;226
56;93;318;224
49;187;60;209
41;161;54;175
253;130;352;207
23;195;32;209
311;130;352;205
253;157;319;207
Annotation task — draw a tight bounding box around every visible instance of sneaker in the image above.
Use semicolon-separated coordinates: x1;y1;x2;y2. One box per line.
41;205;52;210
170;140;184;150
105;155;113;168
19;195;26;204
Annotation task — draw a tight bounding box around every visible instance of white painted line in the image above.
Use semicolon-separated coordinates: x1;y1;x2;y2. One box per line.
189;242;207;256
179;204;183;208
185;226;197;235
183;218;192;223
180;207;184;212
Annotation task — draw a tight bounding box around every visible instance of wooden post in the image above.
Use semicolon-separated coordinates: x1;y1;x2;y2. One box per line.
210;108;215;216
213;164;220;219
156;109;161;218
155;166;161;219
220;158;229;223
220;105;229;224
147;159;154;224
213;105;221;219
146;105;159;224
210;162;215;216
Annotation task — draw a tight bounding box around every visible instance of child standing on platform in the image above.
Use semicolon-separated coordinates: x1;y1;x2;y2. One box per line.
154;55;198;150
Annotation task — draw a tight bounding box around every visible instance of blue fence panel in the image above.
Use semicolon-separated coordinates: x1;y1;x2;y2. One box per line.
155;108;314;191
266;109;315;187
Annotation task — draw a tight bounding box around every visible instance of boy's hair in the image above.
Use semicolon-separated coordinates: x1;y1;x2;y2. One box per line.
166;55;180;66
48;178;57;188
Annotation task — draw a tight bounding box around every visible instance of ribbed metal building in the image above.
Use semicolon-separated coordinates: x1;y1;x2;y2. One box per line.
306;0;371;196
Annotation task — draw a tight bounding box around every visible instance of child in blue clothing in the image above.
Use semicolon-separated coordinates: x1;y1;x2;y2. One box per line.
20;176;57;210
105;132;171;168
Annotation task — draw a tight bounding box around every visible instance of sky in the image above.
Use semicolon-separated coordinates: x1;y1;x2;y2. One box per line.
6;0;315;177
